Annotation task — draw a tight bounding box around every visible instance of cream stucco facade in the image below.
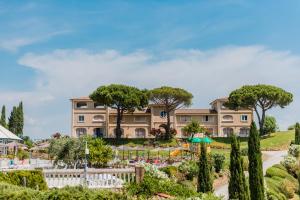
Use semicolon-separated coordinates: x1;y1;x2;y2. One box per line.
70;97;253;138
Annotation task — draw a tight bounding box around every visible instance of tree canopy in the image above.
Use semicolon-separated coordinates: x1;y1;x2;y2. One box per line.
149;86;193;139
225;84;293;135
0;105;7;128
90;84;148;139
182;120;205;138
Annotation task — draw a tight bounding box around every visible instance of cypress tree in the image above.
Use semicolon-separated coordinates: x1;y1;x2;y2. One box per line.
8;106;18;135
0;105;7;128
248;121;264;200
228;135;250;200
16;102;24;136
197;142;213;193
295;122;300;145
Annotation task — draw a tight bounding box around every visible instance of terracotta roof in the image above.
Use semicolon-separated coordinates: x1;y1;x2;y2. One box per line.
109;108;151;114
175;109;217;114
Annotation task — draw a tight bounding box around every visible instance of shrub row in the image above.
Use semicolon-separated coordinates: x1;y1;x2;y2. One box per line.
126;174;220;199
0;182;129;200
0;170;47;190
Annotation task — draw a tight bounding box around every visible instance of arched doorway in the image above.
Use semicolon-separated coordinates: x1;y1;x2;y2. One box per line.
76;128;87;137
223;128;233;137
94;128;104;138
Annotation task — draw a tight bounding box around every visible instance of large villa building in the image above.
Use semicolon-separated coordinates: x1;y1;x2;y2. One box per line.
70;97;253;138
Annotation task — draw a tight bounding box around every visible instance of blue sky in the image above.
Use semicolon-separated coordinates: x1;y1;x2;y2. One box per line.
0;0;300;138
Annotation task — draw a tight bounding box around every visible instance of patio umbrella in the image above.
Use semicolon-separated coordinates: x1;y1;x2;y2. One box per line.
188;137;202;143
203;137;212;144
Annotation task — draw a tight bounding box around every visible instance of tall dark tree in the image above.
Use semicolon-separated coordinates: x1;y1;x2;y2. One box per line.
149;86;193;140
225;84;293;136
8;106;18;134
197;143;213;193
16;102;24;136
295;122;300;145
0;105;7;128
228;135;250;200
248;122;264;200
90;84;148;140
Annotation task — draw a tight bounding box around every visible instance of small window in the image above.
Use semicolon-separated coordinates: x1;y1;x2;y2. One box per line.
78;115;85;123
76;102;88;108
160;111;167;118
93;115;104;122
241;115;248;122
134;116;147;122
180;116;192;122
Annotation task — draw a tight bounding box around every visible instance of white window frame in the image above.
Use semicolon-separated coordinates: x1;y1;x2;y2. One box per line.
180;115;192;122
241;115;248;122
78;115;85;123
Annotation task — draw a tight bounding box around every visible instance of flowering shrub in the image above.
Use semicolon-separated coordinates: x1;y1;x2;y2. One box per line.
137;162;169;179
288;145;300;158
280;155;299;176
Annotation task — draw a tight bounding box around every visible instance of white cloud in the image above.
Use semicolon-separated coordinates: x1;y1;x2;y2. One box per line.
7;45;299;138
0;30;71;52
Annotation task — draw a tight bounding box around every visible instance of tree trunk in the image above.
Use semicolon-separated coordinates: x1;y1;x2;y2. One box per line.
259;110;266;136
116;108;123;140
165;111;171;140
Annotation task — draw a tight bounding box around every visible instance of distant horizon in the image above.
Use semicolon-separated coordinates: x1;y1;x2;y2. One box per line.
0;1;300;139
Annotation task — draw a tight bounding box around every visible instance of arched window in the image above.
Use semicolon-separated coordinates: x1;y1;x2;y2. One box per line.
239;128;250;137
160;111;167;118
223;115;233;122
76;128;87;137
135;128;146;138
93;115;105;122
223;128;233;137
76;102;87;108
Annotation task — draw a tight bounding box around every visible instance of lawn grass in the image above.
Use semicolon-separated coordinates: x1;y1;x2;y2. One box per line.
211;130;294;151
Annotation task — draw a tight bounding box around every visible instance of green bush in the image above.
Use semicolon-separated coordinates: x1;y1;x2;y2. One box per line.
0;182;129;200
280;179;296;198
178;160;199;180
242;156;249;171
0;170;47;190
272;164;286;171
211;153;225;173
265;166;298;186
240;148;248;156
126;174;199;198
160;166;178;179
288;144;300;158
281;155;299;176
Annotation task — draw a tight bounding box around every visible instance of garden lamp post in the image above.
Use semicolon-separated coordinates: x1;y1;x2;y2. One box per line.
84;140;89;186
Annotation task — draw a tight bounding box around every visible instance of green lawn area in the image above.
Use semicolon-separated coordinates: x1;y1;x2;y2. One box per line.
212;130;294;151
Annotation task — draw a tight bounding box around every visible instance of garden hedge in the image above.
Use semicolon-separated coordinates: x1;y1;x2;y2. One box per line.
0;170;47;190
